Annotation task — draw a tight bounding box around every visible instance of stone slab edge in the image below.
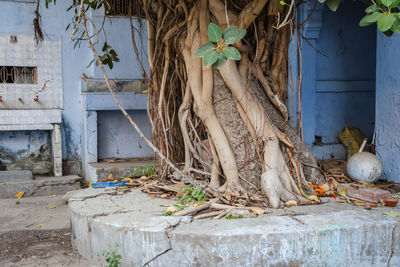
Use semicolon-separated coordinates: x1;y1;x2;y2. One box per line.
0;175;82;199
0;170;33;182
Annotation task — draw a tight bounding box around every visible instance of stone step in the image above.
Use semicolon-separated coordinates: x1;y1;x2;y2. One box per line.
86;160;155;182
0;175;82;199
0;170;33;182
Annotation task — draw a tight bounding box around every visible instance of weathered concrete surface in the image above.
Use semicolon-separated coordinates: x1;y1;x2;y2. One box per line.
0;170;33;182
0;175;82;199
70;189;400;267
86;160;154;182
83;78;147;93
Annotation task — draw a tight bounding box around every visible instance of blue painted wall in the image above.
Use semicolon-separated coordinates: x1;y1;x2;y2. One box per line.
0;1;151;175
375;32;400;182
301;1;376;159
97;110;152;159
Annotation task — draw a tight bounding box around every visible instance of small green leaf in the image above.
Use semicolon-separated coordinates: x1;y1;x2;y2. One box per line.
279;1;287;5
381;0;394;7
203;51;219;66
194;43;215;57
207;23;222;43
359;16;374;26
365;12;384;23
378;14;396;32
87;58;96;68
326;0;340;12
223;27;246;44
365;5;378;13
16;201;21;205
391;18;400;32
223;46;241;61
383;211;400;217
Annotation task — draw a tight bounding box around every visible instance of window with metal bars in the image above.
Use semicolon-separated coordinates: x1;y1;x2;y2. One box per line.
105;0;145;17
0;66;37;84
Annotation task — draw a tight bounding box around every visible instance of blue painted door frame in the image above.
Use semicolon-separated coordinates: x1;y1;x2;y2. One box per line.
290;2;376;159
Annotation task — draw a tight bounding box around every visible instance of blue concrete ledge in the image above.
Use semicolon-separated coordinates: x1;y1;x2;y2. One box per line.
83;92;148;111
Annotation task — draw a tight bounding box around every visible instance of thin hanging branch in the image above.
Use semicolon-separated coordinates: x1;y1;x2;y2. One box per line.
78;0;183;179
33;0;44;45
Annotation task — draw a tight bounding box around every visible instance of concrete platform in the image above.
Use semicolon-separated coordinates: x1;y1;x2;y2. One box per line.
86;160;154;182
0;175;82;199
69;188;400;266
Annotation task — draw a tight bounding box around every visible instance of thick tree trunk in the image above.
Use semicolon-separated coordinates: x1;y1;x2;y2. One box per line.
213;72;262;192
141;0;324;208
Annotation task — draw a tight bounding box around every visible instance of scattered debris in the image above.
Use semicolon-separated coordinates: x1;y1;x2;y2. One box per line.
48;206;56;209
383;211;400;218
82;159;400;219
91;181;129;188
38;222;47;227
306;195;320;203
337;183;392;203
166;205;179;213
330;199;346;203
15;192;24;199
284;200;297;207
354;201;366;206
380;198;398;207
48;194;57;198
338;126;369;161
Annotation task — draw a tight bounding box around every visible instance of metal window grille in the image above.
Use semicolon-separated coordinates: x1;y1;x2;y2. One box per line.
105;0;145;17
0;66;37;84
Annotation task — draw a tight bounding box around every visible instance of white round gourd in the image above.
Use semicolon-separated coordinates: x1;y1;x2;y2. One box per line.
346;152;383;183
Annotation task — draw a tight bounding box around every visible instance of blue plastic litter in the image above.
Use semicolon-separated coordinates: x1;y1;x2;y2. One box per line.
91;181;129;188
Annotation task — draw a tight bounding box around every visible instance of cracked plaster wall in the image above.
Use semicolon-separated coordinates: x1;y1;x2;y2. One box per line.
0;131;51;174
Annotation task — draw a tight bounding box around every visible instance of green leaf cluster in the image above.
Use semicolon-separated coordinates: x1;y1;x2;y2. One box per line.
318;0;341;12
359;0;400;36
87;42;120;69
321;0;400;37
102;245;122;267
177;186;205;203
225;214;244;219
195;23;246;69
128;164;156;177
45;0;56;9
162;186;205;216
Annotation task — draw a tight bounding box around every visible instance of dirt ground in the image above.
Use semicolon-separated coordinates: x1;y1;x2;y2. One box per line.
0;195;97;267
0;229;94;267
